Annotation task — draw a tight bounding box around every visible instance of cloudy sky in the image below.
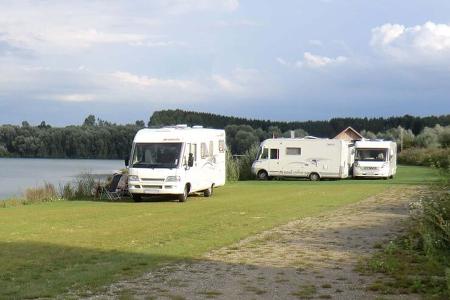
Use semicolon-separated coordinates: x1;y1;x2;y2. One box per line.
1;0;450;126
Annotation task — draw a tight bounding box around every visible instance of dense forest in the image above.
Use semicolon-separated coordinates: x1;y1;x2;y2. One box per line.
150;109;450;136
0;110;449;158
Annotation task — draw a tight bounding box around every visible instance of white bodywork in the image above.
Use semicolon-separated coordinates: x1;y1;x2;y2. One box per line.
251;138;353;180
128;126;226;197
353;140;397;178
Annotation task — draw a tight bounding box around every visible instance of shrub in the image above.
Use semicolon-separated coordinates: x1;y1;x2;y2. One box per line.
23;183;60;205
59;183;75;200
414;177;450;257
399;148;450;171
73;173;98;199
225;150;239;182
237;144;259;180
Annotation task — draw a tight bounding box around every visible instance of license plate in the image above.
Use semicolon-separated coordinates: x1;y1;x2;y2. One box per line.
144;189;160;194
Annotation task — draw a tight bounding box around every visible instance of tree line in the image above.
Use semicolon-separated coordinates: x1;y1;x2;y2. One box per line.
150;109;450;136
0;116;145;159
0;111;449;158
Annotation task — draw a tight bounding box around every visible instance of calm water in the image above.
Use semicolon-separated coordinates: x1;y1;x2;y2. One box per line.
0;158;124;200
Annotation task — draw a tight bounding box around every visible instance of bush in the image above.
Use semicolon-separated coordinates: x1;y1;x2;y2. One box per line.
16;183;61;206
399;148;450;171
226;150;239;182
414;177;450;257
237;144;259;180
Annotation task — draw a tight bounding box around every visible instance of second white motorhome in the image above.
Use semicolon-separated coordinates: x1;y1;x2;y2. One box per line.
126;126;226;202
353;140;397;179
251;138;352;181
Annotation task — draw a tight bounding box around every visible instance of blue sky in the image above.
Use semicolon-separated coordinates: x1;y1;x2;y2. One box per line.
0;0;449;126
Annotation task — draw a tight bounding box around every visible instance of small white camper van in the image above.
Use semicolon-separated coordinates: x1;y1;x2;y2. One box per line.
127;126;226;202
353;140;397;179
251;138;352;181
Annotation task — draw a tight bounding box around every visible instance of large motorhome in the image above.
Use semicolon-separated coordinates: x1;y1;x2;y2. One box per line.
353;140;397;179
251;138;353;181
126;126;226;202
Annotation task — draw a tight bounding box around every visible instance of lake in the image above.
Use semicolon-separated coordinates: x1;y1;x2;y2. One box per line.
0;158;124;200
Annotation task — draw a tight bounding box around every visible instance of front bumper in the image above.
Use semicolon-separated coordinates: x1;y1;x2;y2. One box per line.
353;169;389;178
128;182;184;195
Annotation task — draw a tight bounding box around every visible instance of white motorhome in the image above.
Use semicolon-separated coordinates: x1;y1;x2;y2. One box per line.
127;126;226;202
353;140;397;179
251;138;353;181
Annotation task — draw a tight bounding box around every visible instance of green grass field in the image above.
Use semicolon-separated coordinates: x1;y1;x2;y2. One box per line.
0;166;438;298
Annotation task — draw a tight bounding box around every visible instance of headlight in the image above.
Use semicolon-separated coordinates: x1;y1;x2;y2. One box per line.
128;175;139;181
166;176;181;182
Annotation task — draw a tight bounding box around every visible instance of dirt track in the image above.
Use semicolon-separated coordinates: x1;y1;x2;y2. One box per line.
84;186;425;300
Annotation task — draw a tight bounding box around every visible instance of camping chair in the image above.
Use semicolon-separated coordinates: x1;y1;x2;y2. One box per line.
100;173;124;201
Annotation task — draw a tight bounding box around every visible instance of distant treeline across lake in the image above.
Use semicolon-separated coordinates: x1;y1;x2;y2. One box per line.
0;110;449;158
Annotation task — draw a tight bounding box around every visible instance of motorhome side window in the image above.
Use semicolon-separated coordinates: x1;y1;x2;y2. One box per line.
189;143;197;161
209;141;214;156
260;148;268;159
218;140;225;153
286;147;301;155
201;143;209;159
270;149;279;159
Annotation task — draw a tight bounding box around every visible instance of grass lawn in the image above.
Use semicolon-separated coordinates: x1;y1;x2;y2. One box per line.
0;166;438;298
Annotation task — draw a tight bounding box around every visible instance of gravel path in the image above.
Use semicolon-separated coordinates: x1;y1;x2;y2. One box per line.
84;186;426;300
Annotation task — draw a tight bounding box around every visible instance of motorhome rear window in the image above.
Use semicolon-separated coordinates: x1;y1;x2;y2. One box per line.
270;149;279;159
131;143;182;168
286;147;301;155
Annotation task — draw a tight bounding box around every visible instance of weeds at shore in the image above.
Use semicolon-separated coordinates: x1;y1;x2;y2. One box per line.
358;174;450;299
1;173;108;207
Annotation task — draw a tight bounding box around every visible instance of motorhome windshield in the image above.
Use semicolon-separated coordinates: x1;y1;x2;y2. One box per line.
131;143;182;168
355;148;388;162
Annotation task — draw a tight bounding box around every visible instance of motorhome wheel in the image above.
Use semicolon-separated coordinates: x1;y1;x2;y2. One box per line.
178;185;189;202
257;170;269;180
204;184;214;197
309;173;320;181
132;194;141;202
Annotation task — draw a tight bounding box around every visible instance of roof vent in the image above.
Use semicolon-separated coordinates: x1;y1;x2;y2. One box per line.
175;124;188;128
192;125;203;129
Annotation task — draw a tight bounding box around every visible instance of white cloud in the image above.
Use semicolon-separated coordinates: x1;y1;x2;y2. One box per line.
216;19;260;27
211;67;268;96
277;52;347;69
130;40;187;48
165;0;239;14
0;1;223;54
301;52;347;68
308;39;323;46
276;57;289;66
371;21;450;63
111;71;195;90
46;94;97;102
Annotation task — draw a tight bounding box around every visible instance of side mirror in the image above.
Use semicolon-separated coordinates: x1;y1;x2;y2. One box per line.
124;158;129;167
188;155;194;167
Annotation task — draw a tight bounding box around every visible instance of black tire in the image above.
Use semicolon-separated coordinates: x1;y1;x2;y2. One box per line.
257;170;269;180
204;184;214;197
309;173;320;181
389;175;394;179
132;194;141;202
178;185;189;202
